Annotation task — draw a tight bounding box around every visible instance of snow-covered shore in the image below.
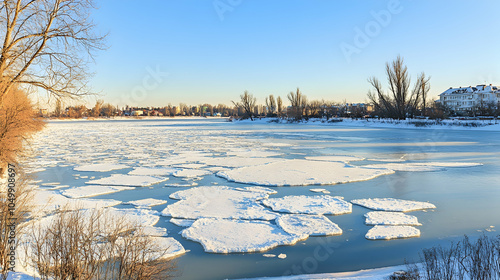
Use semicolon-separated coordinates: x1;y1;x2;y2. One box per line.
234;117;500;131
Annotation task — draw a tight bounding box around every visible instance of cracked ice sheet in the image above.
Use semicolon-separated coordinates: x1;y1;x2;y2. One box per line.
364;211;421;226
86;174;168;187
276;215;342;236
217;159;394;186
61;185;134;198
74;163;130;172
362;162;482;172
162;186;278;220
262;195;352;215
128;167;179;176
366;225;420;240
126;198;168;208
181;218;307;253
351;198;436;212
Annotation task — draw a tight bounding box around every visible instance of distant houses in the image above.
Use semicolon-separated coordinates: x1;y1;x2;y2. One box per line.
438;84;500;113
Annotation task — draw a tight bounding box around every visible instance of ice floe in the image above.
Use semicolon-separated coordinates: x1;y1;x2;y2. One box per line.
61;185;134;198
351;198;436;212
165;182;198;187
170;218;195;227
201;157;284;168
128;167;178;176
173;169;211;178
309;188;330;194
163;186;278;220
262;195;352;215
32;190;121;214
86;174;168;187
218;159;394;186
74;163;129;172
365;225;420;240
181;218;307;253
126;198;168;208
276;214;342;236
149;237;186;259
364;211;421;226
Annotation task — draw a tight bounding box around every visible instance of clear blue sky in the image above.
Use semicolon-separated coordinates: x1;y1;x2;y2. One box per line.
88;0;500;107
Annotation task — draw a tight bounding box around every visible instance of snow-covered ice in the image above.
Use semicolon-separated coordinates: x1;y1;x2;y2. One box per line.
309;188;330;194
277;253;287;259
352;198;436;212
170;218;195;227
181;218;307;253
86;174;168;187
165;182;198;187
150;237;186;259
74;163;129;172
365;225;421;240
305;155;365;163
61;185;134;198
276;214;342;236
128;167;179;176
32;189;121;213
262;195;352;215
201;157;284;168
163;186;278;220
126;198;168;208
364;211;421;226
218;159;394;186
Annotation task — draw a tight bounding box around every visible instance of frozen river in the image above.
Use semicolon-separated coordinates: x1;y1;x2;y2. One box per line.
25;118;500;279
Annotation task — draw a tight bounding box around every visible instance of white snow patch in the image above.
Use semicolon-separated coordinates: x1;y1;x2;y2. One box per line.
276;214;342;236
181;218;307;253
170;218;195;227
364;211;421;226
151;237;186;259
165;182;198;187
86;174;168;187
32;190;121;214
74;163;129;172
366;225;420;240
352;198;436;212
218;159;394;186
262;195;352;215
278;253;287;259
61;185;134;198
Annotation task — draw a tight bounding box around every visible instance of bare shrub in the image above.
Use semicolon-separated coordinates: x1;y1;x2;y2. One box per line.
22;208;177;280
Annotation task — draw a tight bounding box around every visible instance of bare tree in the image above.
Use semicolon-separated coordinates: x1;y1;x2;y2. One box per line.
287;88;307;120
0;0;106;102
367;56;429;119
276;96;283;117
265;94;276;117
53;99;62;117
91;99;103;117
232;91;256;120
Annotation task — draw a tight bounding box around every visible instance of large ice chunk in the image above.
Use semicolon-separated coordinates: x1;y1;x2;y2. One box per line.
365;225;420;240
74;163;129;172
181;218;307;253
218;159;394;186
86;174;168;187
162;186;278;220
61;185;134;198
262;195;352;215
351;198;436;212
276;214;342;236
364;211;421;226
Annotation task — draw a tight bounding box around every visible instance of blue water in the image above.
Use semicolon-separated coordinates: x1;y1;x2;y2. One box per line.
30;119;500;279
